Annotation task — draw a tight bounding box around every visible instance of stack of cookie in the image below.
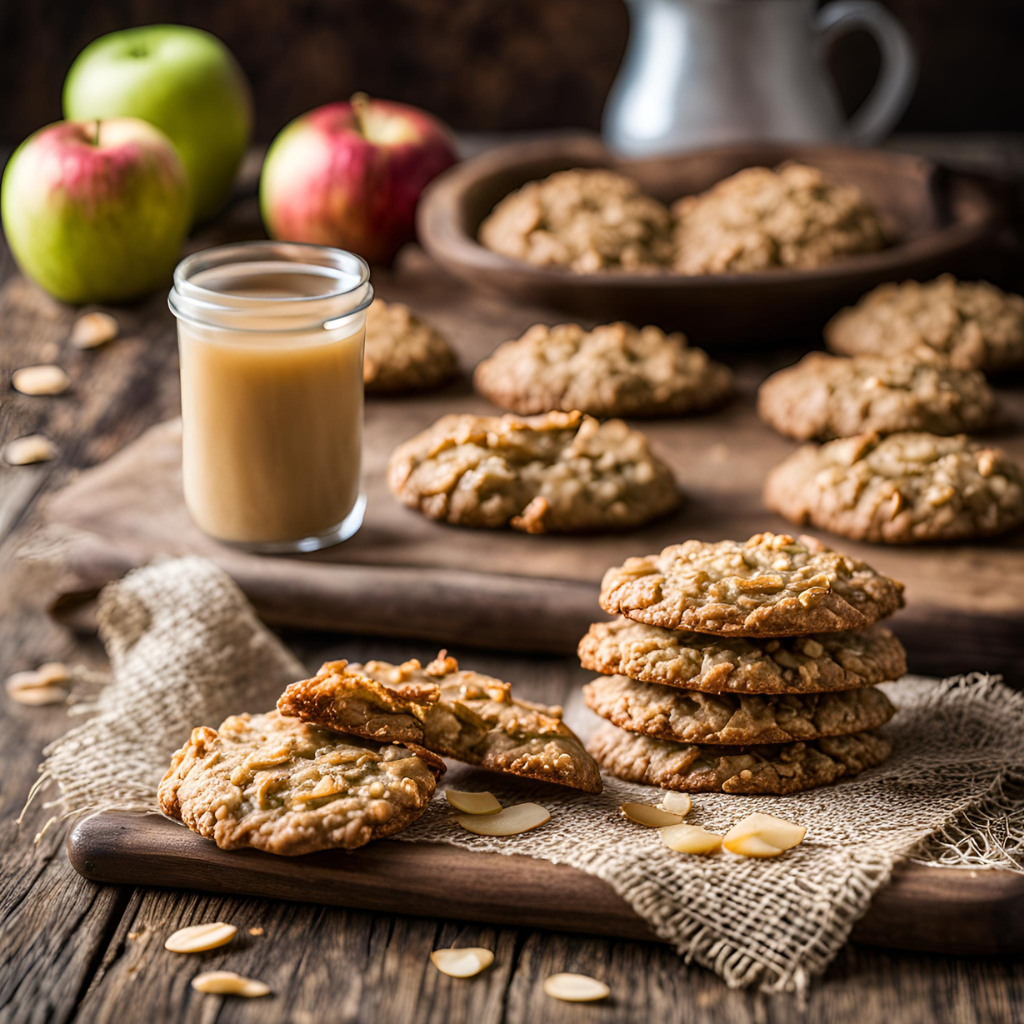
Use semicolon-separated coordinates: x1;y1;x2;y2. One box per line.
580;532;907;795
760;275;1024;544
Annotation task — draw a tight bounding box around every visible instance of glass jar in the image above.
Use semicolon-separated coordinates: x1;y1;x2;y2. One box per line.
168;241;372;553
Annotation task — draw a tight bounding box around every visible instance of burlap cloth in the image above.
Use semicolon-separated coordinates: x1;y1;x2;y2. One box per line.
31;558;1024;993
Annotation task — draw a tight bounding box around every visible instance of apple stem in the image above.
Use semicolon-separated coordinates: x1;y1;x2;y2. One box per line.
350;92;370;136
92;119;100;146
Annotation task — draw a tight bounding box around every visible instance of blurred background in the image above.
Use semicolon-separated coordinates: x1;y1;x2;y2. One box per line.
2;0;1023;144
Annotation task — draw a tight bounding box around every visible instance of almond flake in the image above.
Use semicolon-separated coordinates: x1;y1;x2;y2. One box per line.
455;802;549;836
620;802;683;827
445;790;502;815
70;311;119;349
5;684;66;706
165;922;238;953
4;435;56;466
12;365;70;396
191;971;270;997
723;812;806;858
429;947;494;978
248;927;264;936
659;792;692;817
660;823;722;855
543;973;610;1002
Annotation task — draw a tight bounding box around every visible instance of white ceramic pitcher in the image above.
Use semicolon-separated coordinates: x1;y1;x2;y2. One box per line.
603;0;918;156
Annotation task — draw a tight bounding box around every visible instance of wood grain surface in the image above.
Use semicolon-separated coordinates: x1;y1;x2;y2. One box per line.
3;139;1024;1024
67;811;1024;957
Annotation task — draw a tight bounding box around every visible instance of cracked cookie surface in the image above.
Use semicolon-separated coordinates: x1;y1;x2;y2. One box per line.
672;163;885;275
587;723;892;794
474;321;733;418
583;674;895;746
757;351;996;441
478;168;673;272
364;298;458;394
599;532;904;636
825;275;1024;372
278;654;602;793
578;617;906;694
157;711;443;856
387;410;680;533
764;432;1024;544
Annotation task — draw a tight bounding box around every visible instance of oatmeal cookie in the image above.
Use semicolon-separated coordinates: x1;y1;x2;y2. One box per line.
587;723;892;794
757;351;995;441
364;298;457;394
578;618;906;694
764;432;1024;544
672;162;885;275
583;675;895;746
387;410;680;533
825;275;1024;372
478;168;673;272
278;653;602;793
473;321;733;418
599;532;904;636
157;711;443;856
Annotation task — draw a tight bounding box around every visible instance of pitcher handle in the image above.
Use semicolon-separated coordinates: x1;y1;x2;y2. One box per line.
815;0;918;144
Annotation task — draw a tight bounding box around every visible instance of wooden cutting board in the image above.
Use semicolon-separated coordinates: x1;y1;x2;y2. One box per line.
68;811;1024;956
38;248;1024;678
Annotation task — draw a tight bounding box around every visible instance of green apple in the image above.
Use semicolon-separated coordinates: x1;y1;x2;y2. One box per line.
1;118;190;304
63;25;252;223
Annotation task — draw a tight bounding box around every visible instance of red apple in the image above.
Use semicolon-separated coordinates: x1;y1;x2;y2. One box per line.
259;94;457;265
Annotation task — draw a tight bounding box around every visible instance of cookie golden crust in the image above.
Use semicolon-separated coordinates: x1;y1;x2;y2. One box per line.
387;410;680;534
587;723;892;794
583;675;895;746
577;618;906;694
473;321;733;418
157;711;443;856
599;533;904;637
478;168;673;273
825;275;1024;373
364;299;458;395
672;163;886;275
764;432;1024;544
278;654;602;793
757;351;996;442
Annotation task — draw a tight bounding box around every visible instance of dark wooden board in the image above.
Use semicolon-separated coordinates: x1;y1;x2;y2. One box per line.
32;249;1024;679
68;811;1024;957
417;137;1001;340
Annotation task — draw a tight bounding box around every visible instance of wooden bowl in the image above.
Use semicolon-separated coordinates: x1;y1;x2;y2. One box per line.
417;135;1002;345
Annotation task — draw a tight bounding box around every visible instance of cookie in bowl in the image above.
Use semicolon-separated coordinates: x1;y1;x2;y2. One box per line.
825;275;1024;373
474;321;733;418
364;298;457;394
478;168;673;272
387;409;680;533
757;350;996;441
764;431;1024;544
672;162;886;274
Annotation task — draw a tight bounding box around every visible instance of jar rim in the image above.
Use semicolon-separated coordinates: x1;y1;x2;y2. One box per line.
168;240;373;334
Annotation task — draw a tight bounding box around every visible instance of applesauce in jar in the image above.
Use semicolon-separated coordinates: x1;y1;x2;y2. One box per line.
169;241;372;552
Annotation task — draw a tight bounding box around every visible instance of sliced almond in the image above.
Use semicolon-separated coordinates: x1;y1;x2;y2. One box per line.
70;311;119;349
660;823;722;855
659;792;692;817
543;973;610;1003
5;684;66;706
249;927;264;936
165;922;238;953
35;662;71;686
723;812;806;856
445;790;502;815
12;365;70;396
456;802;550;836
4;435;56;466
191;971;270;997
429;947;494;978
620;802;683;828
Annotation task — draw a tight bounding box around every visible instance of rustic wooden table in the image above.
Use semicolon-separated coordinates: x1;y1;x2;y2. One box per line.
3;137;1024;1024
